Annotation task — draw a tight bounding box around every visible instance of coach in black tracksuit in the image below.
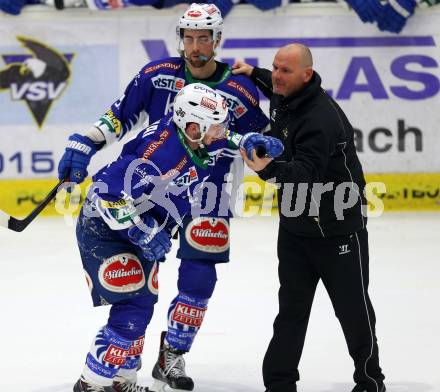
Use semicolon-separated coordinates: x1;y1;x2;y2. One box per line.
233;44;386;392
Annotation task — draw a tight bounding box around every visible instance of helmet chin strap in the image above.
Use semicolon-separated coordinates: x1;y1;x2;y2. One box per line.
181;125;207;145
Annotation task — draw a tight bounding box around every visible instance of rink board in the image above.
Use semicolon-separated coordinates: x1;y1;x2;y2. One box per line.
0;174;439;219
1;7;440;217
0;7;440;179
242;173;440;213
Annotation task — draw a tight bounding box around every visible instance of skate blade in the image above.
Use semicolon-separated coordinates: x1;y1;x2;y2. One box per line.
150;379;191;392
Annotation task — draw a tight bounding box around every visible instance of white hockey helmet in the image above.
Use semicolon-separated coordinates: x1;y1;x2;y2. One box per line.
173;83;229;143
176;3;223;55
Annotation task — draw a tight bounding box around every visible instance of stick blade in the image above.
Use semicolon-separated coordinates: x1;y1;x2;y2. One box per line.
0;210;28;232
8;217;28;232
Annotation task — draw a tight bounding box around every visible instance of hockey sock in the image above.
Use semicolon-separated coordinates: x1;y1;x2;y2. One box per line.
115;335;145;383
108;297;154;382
82;325;132;386
165;259;217;351
166;292;209;351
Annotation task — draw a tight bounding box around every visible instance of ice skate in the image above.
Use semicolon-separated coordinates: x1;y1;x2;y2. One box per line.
73;377;113;392
151;332;194;392
112;361;149;392
112;378;150;392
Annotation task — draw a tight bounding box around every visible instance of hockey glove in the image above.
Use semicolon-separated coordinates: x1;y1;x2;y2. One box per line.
128;216;172;262
345;0;384;23
58;133;97;183
378;0;417;33
0;0;26;14
240;132;284;161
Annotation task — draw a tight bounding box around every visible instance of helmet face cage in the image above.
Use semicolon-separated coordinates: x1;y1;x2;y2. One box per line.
173;83;229;143
176;3;223;57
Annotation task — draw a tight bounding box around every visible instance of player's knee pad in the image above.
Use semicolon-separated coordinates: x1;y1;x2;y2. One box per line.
177;258;217;298
82;325;133;386
108;296;155;340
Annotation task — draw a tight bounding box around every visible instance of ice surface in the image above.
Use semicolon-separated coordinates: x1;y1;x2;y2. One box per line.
1;213;439;392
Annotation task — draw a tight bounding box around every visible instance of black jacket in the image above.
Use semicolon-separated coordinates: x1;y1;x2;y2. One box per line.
252;67;367;238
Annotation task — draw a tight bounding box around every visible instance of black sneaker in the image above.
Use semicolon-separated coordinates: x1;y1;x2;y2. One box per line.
151;331;194;391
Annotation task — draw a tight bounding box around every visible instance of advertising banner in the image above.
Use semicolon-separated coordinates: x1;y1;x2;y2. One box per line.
0;7;439;215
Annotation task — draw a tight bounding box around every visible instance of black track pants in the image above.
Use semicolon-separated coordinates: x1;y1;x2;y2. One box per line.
263;226;385;392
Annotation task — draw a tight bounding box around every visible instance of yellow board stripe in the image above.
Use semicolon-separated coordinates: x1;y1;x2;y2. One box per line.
0;174;439;218
242;174;440;212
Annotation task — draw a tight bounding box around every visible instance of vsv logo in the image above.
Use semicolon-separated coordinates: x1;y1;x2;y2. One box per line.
10;82;66;101
0;36;73;128
141;36;440;101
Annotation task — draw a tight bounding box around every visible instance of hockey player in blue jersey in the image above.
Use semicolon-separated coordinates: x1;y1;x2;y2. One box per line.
58;3;270;391
72;83;283;392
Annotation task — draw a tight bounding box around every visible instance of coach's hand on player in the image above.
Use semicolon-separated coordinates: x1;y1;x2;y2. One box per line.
240;148;272;173
58;133;97;183
231;60;254;76
128;216;172;262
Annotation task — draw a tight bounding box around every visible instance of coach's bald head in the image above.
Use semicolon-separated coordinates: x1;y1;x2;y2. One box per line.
272;43;314;97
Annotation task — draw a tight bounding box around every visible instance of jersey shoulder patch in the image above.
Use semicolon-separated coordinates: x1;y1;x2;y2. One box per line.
142;57;183;76
223;74;259;107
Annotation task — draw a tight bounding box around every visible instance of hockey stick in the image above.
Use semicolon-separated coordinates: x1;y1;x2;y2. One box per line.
0;179;65;232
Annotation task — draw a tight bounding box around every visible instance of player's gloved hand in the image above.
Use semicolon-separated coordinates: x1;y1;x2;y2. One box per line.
240;132;284;161
58;133;97;183
0;0;26;15
377;0;417;33
345;0;384;23
128;216;172;262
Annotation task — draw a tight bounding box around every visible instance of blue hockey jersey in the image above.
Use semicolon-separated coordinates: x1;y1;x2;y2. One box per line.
90;113;243;232
92;58;268;214
95;57;268;144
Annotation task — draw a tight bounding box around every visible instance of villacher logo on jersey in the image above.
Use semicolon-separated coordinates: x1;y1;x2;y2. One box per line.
98;254;146;293
147;261;159;295
185;217;229;253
